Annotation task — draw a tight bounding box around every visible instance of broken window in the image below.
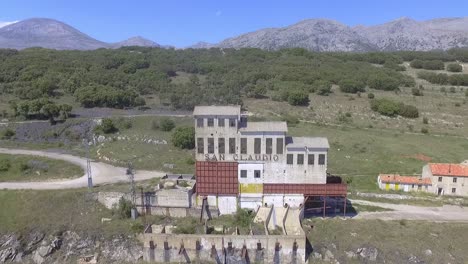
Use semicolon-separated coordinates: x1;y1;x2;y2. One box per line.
240;170;247;178
241;138;247;154
229;138;236;154
229;118;236;127
308;154;315;165
207;118;214;127
218;118;225;127
197;138;204;154
318;154;326;165
196;118;203;127
254;138;261;154
266;138;272;154
218;138;225;154
286;154;293;165
208;138;214;154
297;154;304;165
254;170;261;178
276;138;283;154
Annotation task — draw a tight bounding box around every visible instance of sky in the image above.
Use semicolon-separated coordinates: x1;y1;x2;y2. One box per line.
0;0;467;47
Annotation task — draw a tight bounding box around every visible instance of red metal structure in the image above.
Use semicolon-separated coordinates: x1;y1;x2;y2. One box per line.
196;161;239;196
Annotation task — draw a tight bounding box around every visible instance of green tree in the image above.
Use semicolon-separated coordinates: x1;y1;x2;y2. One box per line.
160;118;175;131
171;126;195;149
40;103;59;124
339;79;365;94
314;80;332;96
96;118;118;134
0;158;11;171
287;90;309;106
447;63;462;72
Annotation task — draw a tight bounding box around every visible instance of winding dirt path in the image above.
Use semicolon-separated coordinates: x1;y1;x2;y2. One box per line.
351;199;468;222
0;148;165;190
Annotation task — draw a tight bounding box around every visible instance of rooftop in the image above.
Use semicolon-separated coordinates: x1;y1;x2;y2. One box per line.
286;137;330;149
239;121;288;132
379;174;432;185
429;163;468;177
193;105;241;116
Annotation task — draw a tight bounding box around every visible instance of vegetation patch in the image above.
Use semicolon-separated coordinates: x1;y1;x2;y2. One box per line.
0;154;83;182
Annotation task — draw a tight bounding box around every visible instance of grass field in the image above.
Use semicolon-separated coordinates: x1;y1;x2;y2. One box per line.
304;218;468;263
0;154;83;182
0;189;134;236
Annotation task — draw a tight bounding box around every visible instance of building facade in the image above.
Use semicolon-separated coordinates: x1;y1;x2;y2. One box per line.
377;174;432;192
193;105;346;214
422;163;468;196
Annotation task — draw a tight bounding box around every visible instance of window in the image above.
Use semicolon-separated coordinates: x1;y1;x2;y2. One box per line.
254;170;261;178
438;177;443;182
218;138;225;154
276;138;284;154
254;138;261;154
411;184;415;188
197;138;204;154
196;118;203;127
452;188;456;194
229;138;236;154
207;118;214;127
266;138;272;154
207;138;214;154
229;118;236;127
308;154;315;165
453;177;457;183
318;154;326;165
297;154;304;165
286;154;293;165
241;138;247;154
218;118;225;127
240;170;247;178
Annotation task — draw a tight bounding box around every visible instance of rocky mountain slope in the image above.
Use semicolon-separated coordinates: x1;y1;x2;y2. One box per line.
0;18;160;50
210;17;468;51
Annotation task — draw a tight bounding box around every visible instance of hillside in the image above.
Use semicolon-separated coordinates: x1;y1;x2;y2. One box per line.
210;17;468;51
0;18;160;50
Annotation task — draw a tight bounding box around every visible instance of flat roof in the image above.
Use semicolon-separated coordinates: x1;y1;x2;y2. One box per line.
193;105;240;116
239;121;288;132
286;137;329;149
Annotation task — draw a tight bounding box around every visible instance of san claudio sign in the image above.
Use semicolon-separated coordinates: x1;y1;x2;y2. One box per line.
204;154;279;162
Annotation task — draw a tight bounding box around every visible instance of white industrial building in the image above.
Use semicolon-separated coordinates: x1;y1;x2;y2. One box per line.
193;105;346;214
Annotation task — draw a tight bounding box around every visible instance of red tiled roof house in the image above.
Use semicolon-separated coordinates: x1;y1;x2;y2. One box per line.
422;163;468;196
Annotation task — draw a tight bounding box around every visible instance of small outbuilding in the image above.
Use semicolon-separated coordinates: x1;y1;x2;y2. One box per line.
377;174;432;192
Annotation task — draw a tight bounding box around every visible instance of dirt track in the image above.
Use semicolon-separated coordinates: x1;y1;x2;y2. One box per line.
0;148;165;189
352;199;468;222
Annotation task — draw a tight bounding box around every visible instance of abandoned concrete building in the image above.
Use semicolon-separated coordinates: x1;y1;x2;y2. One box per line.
193;105;347;214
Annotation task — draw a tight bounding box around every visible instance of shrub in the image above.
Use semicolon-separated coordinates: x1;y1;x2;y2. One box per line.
151;119;159;130
287;90;309;106
466;89;468;97
447;63;463;72
411;88;423;96
0;158;11;171
96;118;118;134
455;102;461;107
185;157;195;165
421;128;429;134
117;117;132;129
440;87;447;93
171;127;195;149
1;128;15;139
339;79;365;94
160;118;175;131
398;104;419;118
314;80;332;96
131;222;144;233
367;93;375;99
282;114;300;127
235;208;254;228
449;87;456;93
115;197;132;219
423;117;429;124
173;217;197;234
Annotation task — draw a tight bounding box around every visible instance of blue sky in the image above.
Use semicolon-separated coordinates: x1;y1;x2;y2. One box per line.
0;0;467;47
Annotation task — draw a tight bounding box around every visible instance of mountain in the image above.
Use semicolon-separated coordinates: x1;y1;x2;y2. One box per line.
188;41;216;49
218;19;376;52
112;36;160;48
0;18;161;50
0;18;109;50
200;17;468;52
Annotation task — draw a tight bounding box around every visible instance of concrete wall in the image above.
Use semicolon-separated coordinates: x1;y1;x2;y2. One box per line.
140;233;306;264
156;188;193;208
217;196;237;215
422;165;467;197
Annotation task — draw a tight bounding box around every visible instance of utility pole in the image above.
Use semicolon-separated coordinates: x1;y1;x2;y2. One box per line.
127;162;138;219
86;140;93;189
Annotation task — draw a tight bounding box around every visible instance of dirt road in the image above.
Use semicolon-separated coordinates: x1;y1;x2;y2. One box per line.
0;148;165;189
352;199;468;222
